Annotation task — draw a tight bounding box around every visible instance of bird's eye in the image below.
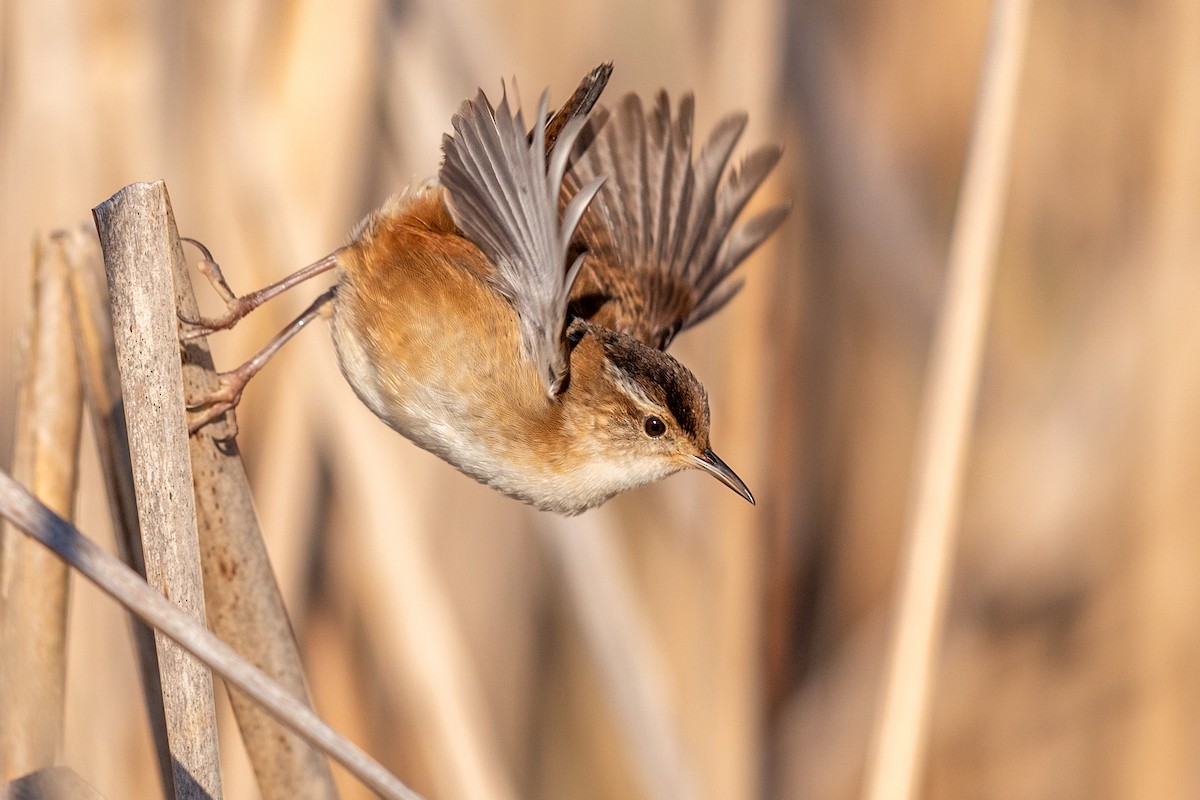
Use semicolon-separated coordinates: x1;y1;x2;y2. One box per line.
643;416;667;438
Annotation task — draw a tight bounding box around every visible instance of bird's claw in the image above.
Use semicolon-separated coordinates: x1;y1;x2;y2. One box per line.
181;237;236;301
178;237;253;340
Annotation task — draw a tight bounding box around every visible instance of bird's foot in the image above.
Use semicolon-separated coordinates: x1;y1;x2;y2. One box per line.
183;288;335;437
186;365;254;436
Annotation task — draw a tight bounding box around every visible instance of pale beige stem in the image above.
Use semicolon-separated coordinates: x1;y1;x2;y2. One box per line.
0;232;84;780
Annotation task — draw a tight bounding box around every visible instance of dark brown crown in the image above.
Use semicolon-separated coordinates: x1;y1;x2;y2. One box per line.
582;322;709;442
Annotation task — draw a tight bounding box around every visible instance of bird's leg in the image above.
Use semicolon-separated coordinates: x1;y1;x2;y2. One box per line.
179;237;339;341
187;288;336;435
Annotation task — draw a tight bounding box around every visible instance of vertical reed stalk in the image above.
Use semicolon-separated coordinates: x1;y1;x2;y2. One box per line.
0;232;84;780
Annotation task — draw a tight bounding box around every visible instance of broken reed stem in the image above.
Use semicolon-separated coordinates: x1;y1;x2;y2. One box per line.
862;1;1031;799
0;469;424;800
93;182;223;800
63;224;176;796
0;232;84;780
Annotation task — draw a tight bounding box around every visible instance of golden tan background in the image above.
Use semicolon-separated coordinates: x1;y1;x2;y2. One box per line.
3;0;1199;798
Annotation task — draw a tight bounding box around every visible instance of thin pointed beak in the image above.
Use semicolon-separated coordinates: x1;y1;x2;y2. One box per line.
691;448;755;505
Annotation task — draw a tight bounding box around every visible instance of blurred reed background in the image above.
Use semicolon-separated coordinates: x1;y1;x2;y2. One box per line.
2;0;1198;798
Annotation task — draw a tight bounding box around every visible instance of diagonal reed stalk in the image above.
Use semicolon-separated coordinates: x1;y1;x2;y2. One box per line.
0;467;423;800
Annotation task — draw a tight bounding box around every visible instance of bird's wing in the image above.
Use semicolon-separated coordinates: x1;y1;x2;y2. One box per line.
566;91;788;350
440;85;605;397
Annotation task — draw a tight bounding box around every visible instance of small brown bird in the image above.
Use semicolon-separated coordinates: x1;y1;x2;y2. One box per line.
185;64;785;515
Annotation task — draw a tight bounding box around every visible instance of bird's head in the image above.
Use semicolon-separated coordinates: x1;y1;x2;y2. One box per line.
556;319;753;510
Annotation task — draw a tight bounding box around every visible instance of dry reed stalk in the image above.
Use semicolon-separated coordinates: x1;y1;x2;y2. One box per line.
63;224;175;794
0;468;423;800
92;182;223;799
0;233;84;780
862;0;1031;798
